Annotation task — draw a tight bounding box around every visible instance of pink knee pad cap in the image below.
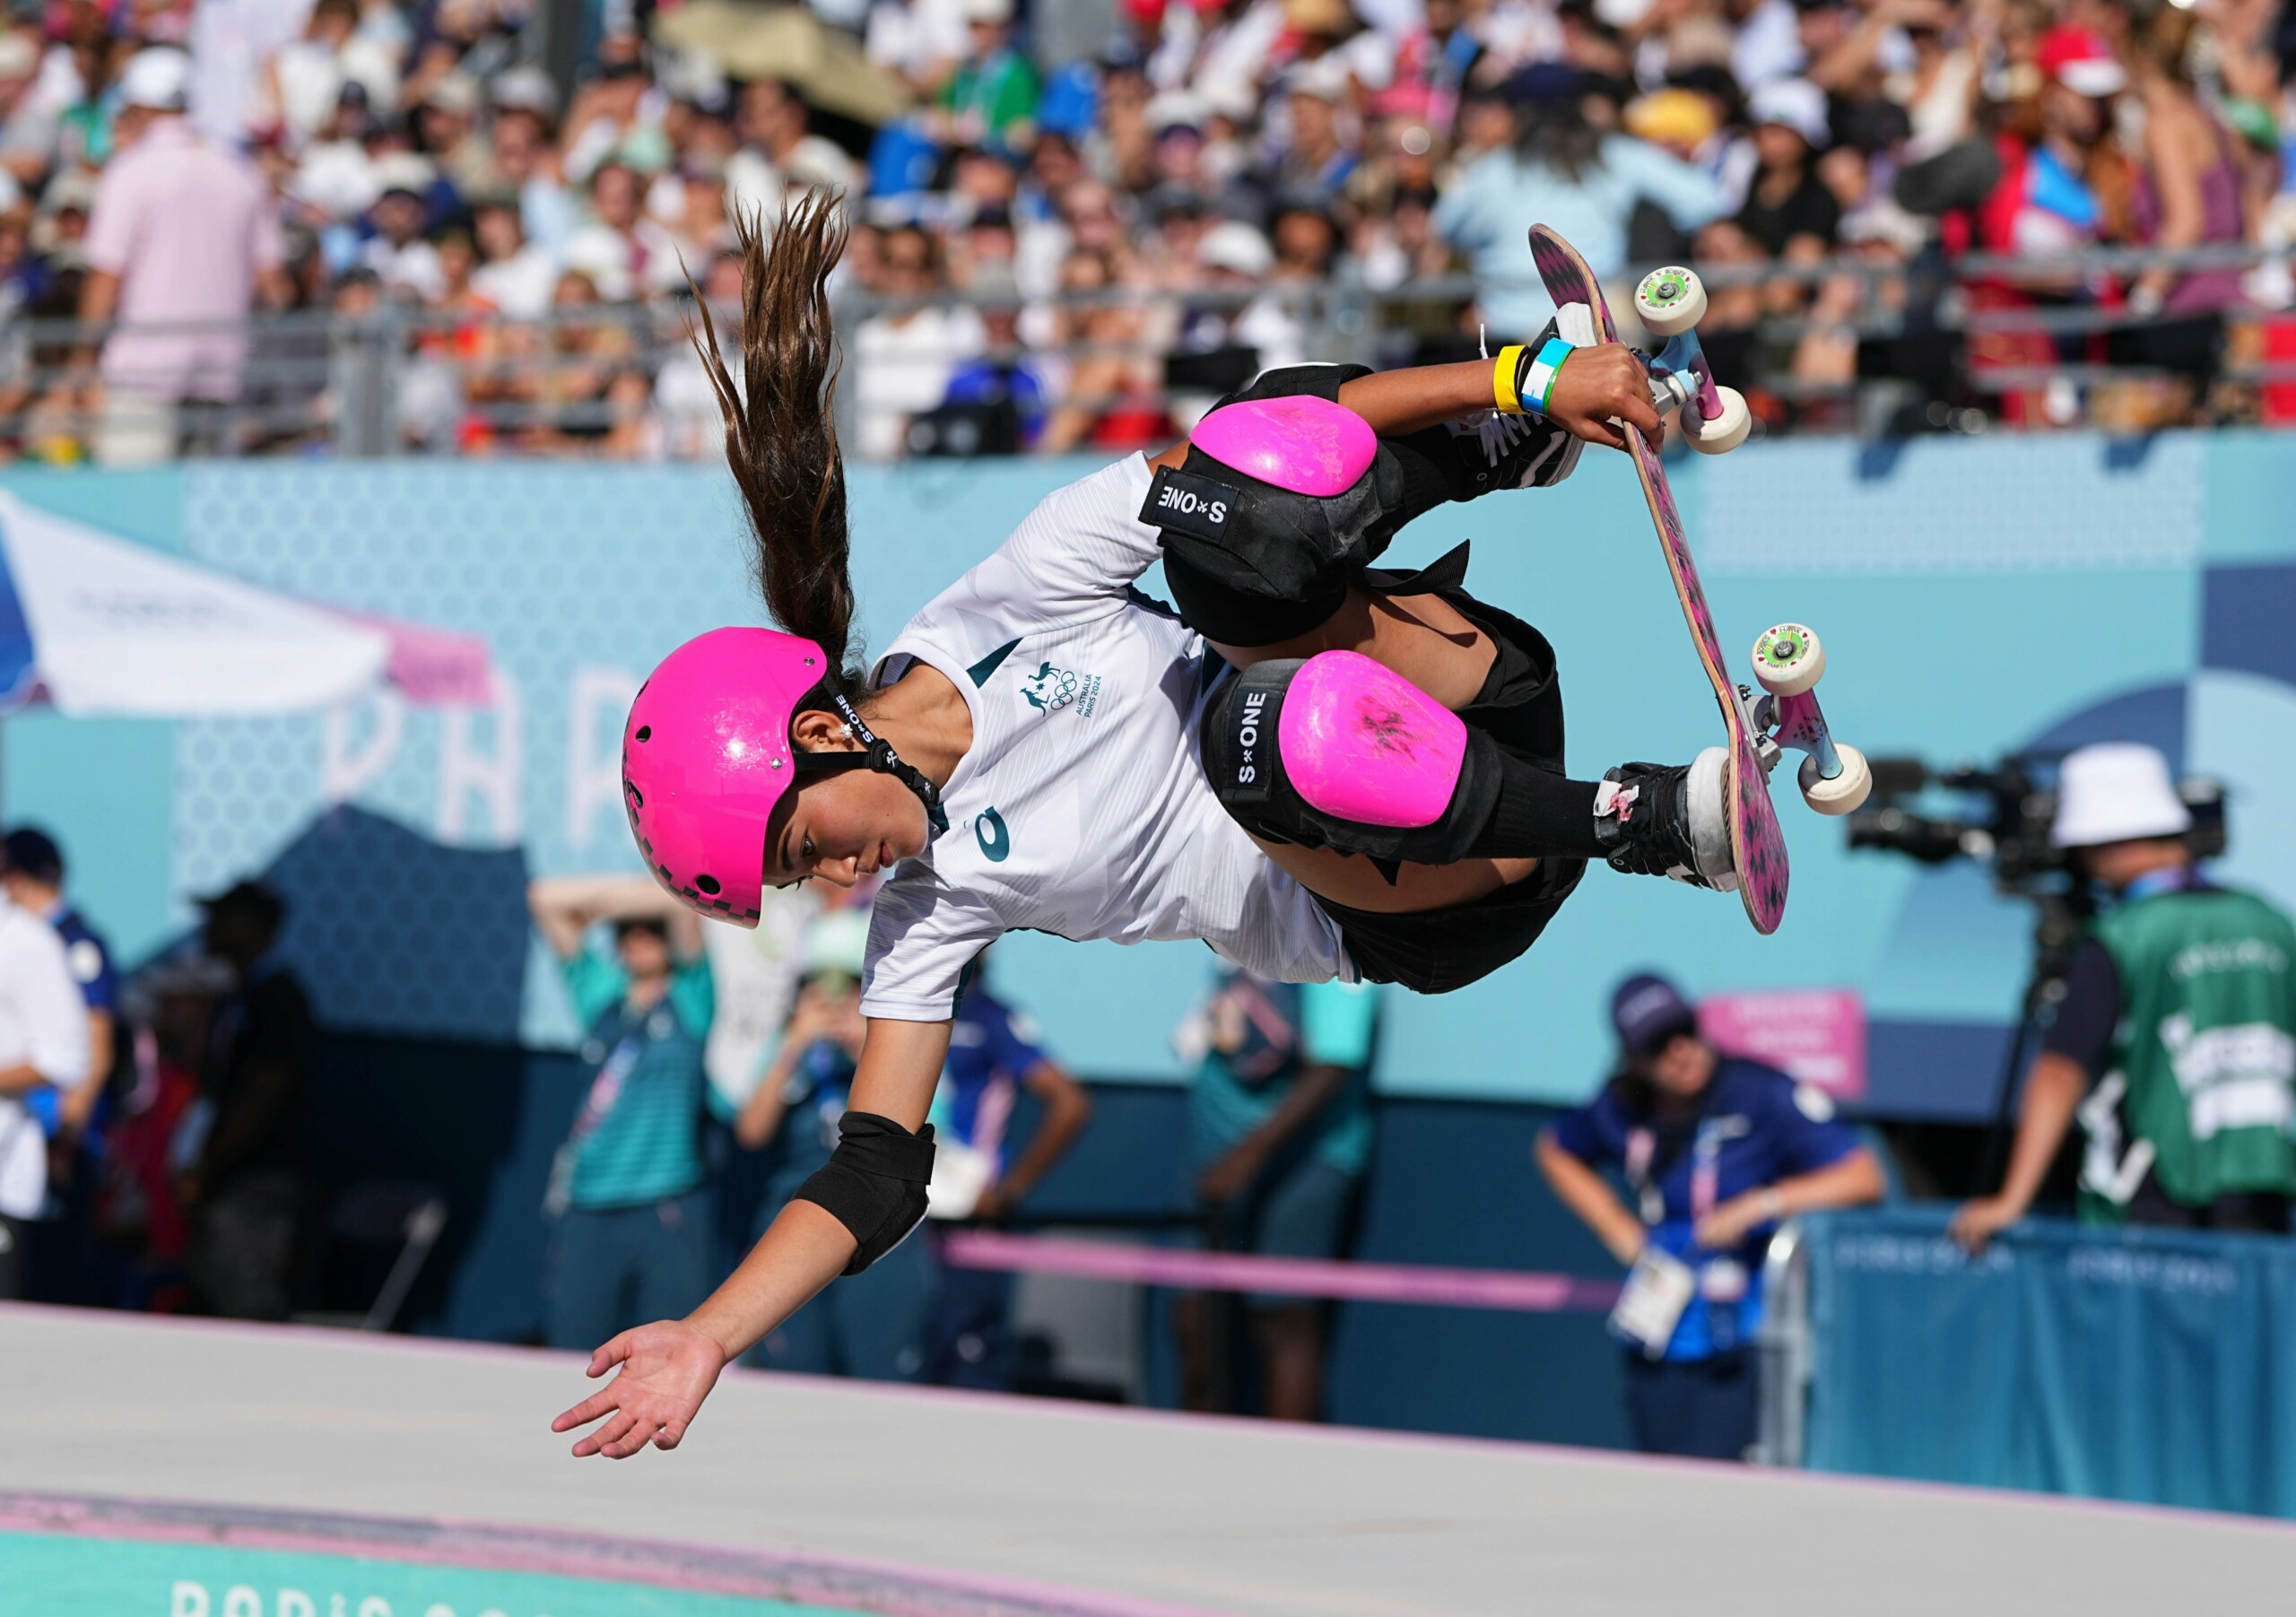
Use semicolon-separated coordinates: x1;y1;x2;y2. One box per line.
1189;395;1378;497
1278;650;1466;830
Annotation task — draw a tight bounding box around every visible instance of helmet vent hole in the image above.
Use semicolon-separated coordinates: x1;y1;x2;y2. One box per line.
696;874;721;895
626;783;643;808
635;725;652;742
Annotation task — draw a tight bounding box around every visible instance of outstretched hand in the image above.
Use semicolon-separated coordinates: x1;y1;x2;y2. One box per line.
551;1317;728;1459
1543;343;1664;454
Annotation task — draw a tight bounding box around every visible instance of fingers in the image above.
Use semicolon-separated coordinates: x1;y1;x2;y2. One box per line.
654;1415;690;1451
1613;382;1664;445
551;1386;621;1433
573;1407;639;1459
587;1331;633;1378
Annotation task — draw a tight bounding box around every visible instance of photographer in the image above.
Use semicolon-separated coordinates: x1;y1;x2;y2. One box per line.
1537;974;1884;1459
1952;744;2296;1249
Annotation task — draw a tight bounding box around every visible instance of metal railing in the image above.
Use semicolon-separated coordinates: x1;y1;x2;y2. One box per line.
1752;1218;1813;1468
6;240;2291;462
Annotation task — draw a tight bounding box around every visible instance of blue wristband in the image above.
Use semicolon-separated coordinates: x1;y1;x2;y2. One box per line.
1521;336;1575;417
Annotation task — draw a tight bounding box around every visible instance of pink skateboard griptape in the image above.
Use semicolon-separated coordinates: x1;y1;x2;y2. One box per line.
1189;395;1378;496
1279;650;1466;830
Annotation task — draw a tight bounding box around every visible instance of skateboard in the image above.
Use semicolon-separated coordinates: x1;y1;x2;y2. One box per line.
1527;226;1869;935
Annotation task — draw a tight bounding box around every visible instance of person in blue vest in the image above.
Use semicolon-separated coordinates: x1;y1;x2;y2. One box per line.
530;877;717;1353
1178;968;1381;1421
1536;973;1884;1460
920;969;1093;1387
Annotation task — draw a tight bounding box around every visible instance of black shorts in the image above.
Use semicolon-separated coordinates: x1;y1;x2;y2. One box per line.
1317;852;1585;995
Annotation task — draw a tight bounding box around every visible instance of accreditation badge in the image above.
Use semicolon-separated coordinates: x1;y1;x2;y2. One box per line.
1610;1248;1698;1358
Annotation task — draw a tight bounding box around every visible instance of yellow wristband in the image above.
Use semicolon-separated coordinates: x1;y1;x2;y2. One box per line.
1492;344;1526;413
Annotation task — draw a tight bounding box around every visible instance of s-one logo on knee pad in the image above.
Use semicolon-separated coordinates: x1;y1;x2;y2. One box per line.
1228;689;1272;803
1140;467;1240;543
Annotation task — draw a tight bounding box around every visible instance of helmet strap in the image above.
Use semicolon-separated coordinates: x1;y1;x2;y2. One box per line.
792;692;950;834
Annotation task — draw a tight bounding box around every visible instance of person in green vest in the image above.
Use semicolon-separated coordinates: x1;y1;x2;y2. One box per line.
1952;743;2296;1249
935;0;1040;152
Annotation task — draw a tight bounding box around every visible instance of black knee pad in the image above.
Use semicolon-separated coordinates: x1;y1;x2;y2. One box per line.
1201;654;1506;867
1145;365;1414;646
794;1111;935;1275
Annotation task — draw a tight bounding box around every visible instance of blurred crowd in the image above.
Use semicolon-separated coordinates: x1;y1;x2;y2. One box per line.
0;0;2290;462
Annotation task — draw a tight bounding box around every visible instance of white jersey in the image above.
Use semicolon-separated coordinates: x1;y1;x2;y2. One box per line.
860;455;1352;1022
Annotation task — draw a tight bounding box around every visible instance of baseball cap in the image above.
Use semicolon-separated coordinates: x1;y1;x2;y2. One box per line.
118;47;192;113
1197;220;1274;276
2051;743;2191;848
2037;27;2126;99
1;826;62;883
1625;87;1719;148
1749;76;1829;146
196;879;286;931
1612;972;1699;1060
490;65;563;117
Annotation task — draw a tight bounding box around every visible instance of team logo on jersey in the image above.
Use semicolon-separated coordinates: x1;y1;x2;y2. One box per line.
1021;660;1101;717
976;806;1011;862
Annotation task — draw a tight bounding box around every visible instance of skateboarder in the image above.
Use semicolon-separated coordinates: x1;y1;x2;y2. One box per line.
552;196;1741;1458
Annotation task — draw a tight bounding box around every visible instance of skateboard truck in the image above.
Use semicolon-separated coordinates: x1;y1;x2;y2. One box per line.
1736;623;1872;815
1632;267;1752;455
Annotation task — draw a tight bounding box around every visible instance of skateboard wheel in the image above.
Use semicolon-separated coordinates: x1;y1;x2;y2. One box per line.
1800;744;1871;816
1635;266;1706;337
1752;622;1824;697
1685;385;1752;454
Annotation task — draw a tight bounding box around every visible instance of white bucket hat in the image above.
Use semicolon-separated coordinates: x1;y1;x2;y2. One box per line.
2051;743;2192;848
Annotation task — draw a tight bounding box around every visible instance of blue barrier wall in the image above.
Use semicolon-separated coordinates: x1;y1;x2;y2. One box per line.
12;431;2296;1115
1800;1209;2296;1517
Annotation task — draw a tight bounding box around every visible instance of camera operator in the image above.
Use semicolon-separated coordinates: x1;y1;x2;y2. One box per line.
1952;744;2296;1251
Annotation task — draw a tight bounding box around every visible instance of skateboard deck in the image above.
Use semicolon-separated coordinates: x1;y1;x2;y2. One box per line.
1527;225;1788;935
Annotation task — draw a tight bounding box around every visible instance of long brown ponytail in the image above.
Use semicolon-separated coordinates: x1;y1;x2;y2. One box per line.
689;189;860;684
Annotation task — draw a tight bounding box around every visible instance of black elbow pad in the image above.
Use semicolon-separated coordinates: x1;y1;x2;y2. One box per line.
794;1110;936;1275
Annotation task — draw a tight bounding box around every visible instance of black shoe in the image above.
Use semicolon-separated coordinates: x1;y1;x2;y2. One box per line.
1439;318;1584;500
1593;748;1738;891
1441;407;1582;499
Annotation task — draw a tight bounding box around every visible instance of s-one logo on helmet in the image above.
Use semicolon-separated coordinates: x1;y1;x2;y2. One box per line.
1021;660;1100;717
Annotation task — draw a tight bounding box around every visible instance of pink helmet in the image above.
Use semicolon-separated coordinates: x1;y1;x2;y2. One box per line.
622;626;835;926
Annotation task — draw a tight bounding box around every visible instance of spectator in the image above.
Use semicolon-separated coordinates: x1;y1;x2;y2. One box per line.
361;156;446;300
182;880;312;1321
1176;969;1381;1422
934;265;1057;450
469;192;557;319
921;970;1093;1388
0;845;91;1300
1952;744;2296;1247
1735;78;1841;256
2102;0;2250;416
1038;245;1171;452
529;875;717;1352
938;0;1042;153
735;905;936;1378
1537;974;1885;1460
851;223;986;459
726;78;860;220
81;47;286;464
1434;65;1724;334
